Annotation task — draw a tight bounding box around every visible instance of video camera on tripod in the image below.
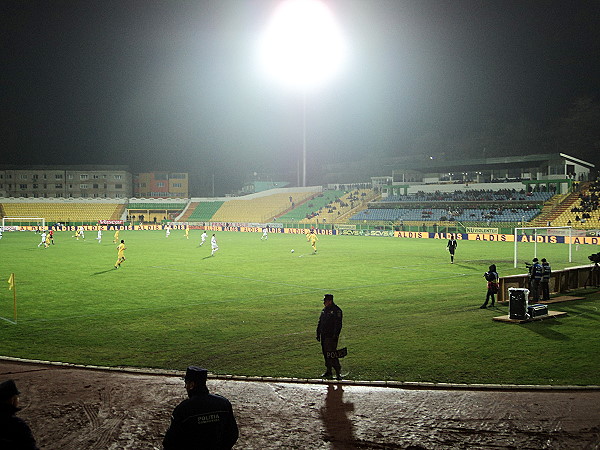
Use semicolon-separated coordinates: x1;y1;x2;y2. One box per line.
585;253;600;288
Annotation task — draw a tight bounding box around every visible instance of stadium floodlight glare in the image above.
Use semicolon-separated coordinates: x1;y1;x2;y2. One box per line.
258;0;346;89
258;0;346;186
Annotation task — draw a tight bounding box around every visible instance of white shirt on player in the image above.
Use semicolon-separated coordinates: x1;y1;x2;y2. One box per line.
211;234;218;256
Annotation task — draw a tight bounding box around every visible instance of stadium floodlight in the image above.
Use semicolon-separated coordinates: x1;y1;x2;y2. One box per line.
258;0;346;186
258;0;346;89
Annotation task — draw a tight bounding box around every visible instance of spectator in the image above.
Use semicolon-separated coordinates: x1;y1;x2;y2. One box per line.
0;379;39;449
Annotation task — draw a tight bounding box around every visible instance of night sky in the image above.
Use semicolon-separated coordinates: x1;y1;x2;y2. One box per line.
2;1;599;195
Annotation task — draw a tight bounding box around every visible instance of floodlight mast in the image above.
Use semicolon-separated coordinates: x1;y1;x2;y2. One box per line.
259;0;346;186
302;89;307;187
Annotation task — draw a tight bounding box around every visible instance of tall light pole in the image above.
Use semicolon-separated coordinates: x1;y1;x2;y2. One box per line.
259;0;346;186
302;89;307;187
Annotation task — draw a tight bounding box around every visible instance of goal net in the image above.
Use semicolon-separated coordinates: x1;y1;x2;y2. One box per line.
1;217;46;231
513;226;572;268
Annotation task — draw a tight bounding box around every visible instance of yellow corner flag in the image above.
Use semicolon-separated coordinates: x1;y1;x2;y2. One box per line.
8;273;14;291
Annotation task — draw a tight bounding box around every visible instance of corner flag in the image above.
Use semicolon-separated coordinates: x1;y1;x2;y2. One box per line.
8;273;14;291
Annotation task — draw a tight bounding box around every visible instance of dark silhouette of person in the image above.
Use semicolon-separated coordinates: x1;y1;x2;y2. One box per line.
320;384;355;449
529;258;543;302
316;294;343;380
163;366;238;449
541;258;552;301
0;379;39;449
481;264;499;308
447;235;458;263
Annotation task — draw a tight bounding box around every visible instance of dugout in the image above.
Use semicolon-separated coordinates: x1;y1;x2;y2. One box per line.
498;264;596;302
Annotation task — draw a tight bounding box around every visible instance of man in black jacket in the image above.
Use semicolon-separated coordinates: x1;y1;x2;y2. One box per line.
447;235;458;264
163;366;238;449
0;379;39;450
541;258;552;301
316;294;343;380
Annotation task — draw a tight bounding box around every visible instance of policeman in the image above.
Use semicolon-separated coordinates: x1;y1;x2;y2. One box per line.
529;258;543;302
0;379;39;449
541;258;552;301
316;294;343;380
163;366;238;449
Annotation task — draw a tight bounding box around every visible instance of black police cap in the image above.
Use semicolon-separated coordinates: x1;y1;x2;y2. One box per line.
184;366;208;383
0;379;20;401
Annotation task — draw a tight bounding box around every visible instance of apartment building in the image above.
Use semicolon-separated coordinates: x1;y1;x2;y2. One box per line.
133;172;189;198
0;165;133;198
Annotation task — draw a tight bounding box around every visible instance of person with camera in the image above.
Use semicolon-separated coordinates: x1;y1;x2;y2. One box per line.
480;264;499;308
528;258;543;302
541;258;551;301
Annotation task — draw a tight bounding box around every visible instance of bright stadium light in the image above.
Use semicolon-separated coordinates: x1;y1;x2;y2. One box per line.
259;0;346;89
258;0;346;186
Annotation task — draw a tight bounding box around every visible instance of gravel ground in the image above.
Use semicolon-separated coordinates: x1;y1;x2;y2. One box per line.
2;359;599;449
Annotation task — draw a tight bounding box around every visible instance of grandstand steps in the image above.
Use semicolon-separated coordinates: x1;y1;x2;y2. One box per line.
547;181;600;229
336;204;367;223
546;193;581;220
178;201;200;222
292;193;320;210
528;194;567;226
112;204;127;221
301;189;376;224
334;193;380;223
528;190;581;227
273;194;318;221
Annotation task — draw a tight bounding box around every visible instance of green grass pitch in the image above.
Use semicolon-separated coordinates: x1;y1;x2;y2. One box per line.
1;229;599;385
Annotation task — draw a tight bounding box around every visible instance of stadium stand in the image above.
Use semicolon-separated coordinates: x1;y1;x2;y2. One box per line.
127;202;187;210
1;202;124;222
182;201;225;222
382;190;553;203
301;189;378;224
211;191;315;223
349;187;555;226
350;207;541;224
527;193;570;227
127;201;187;223
278;190;345;222
549;181;600;229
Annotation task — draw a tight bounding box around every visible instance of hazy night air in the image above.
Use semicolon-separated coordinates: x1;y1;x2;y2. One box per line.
2;0;599;195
